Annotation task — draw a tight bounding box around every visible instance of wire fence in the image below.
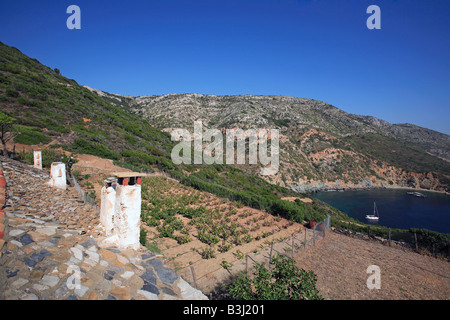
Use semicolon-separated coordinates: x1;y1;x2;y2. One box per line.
259;215;331;268
67;170;99;212
333;221;450;259
185;215;331;293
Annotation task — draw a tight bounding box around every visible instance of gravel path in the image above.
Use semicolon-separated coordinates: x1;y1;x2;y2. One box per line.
294;231;450;300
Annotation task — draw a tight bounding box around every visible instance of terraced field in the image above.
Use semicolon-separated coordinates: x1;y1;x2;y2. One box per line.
140;176;309;293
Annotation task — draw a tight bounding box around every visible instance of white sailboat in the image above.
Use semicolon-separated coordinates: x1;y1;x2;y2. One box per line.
365;202;380;221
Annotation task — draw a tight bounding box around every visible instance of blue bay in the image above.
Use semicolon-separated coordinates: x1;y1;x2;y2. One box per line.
312;189;450;234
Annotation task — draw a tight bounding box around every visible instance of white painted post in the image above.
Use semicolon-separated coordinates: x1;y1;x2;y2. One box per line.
99;173;144;250
114;183;141;249
33;151;42;170
49;162;66;190
100;178;117;236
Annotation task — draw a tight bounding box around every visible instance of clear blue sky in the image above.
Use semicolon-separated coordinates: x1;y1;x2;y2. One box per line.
1;0;449;134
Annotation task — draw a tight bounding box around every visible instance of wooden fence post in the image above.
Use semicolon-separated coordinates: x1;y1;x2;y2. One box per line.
388;228;391;247
246;254;249;277
414;232;418;252
304;229;307;249
190;265;198;289
269;243;273;267
291;235;294;258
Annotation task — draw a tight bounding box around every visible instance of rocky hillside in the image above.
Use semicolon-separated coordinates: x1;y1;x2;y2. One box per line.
119;93;450;192
1;41;449;194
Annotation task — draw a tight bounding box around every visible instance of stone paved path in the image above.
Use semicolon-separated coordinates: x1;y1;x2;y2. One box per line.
0;156;207;300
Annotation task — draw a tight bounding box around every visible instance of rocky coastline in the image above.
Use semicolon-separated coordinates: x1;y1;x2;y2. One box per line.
292;179;449;195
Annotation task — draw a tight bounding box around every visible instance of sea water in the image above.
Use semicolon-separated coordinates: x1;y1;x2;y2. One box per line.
312;189;450;234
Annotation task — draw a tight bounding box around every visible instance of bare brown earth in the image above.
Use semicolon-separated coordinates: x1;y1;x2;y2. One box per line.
281;197;313;203
294;231;450;300
73;153;131;173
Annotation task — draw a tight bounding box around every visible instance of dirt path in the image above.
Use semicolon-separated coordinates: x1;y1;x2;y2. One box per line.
294;231;450;300
73;154;131;173
5;140;129;174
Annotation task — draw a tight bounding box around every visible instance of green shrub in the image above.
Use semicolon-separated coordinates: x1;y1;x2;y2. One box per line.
41;148;64;168
140;228;148;246
146;215;160;227
68;138;119;160
218;241;233;253
198;246;216;259
228;254;322;300
175;234;192;245
410;228;450;256
13;125;52;145
13;148;63;168
14;150;33;165
157;221;175;238
178;207;201;219
6;88;19;97
197;229;220;245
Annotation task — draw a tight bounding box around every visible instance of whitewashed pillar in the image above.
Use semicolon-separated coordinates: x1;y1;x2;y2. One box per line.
49;162;66;190
100;173;144;250
33;151;42;170
100;178;117;236
114;183;141;250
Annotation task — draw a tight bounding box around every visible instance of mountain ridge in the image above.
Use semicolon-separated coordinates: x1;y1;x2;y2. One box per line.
100;91;449;192
1;41;449;194
96;89;450;160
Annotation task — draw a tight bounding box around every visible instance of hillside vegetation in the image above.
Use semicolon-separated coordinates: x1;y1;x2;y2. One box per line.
0;42;174;173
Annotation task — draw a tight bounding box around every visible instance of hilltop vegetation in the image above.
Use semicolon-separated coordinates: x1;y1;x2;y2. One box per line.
0;42;174;173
